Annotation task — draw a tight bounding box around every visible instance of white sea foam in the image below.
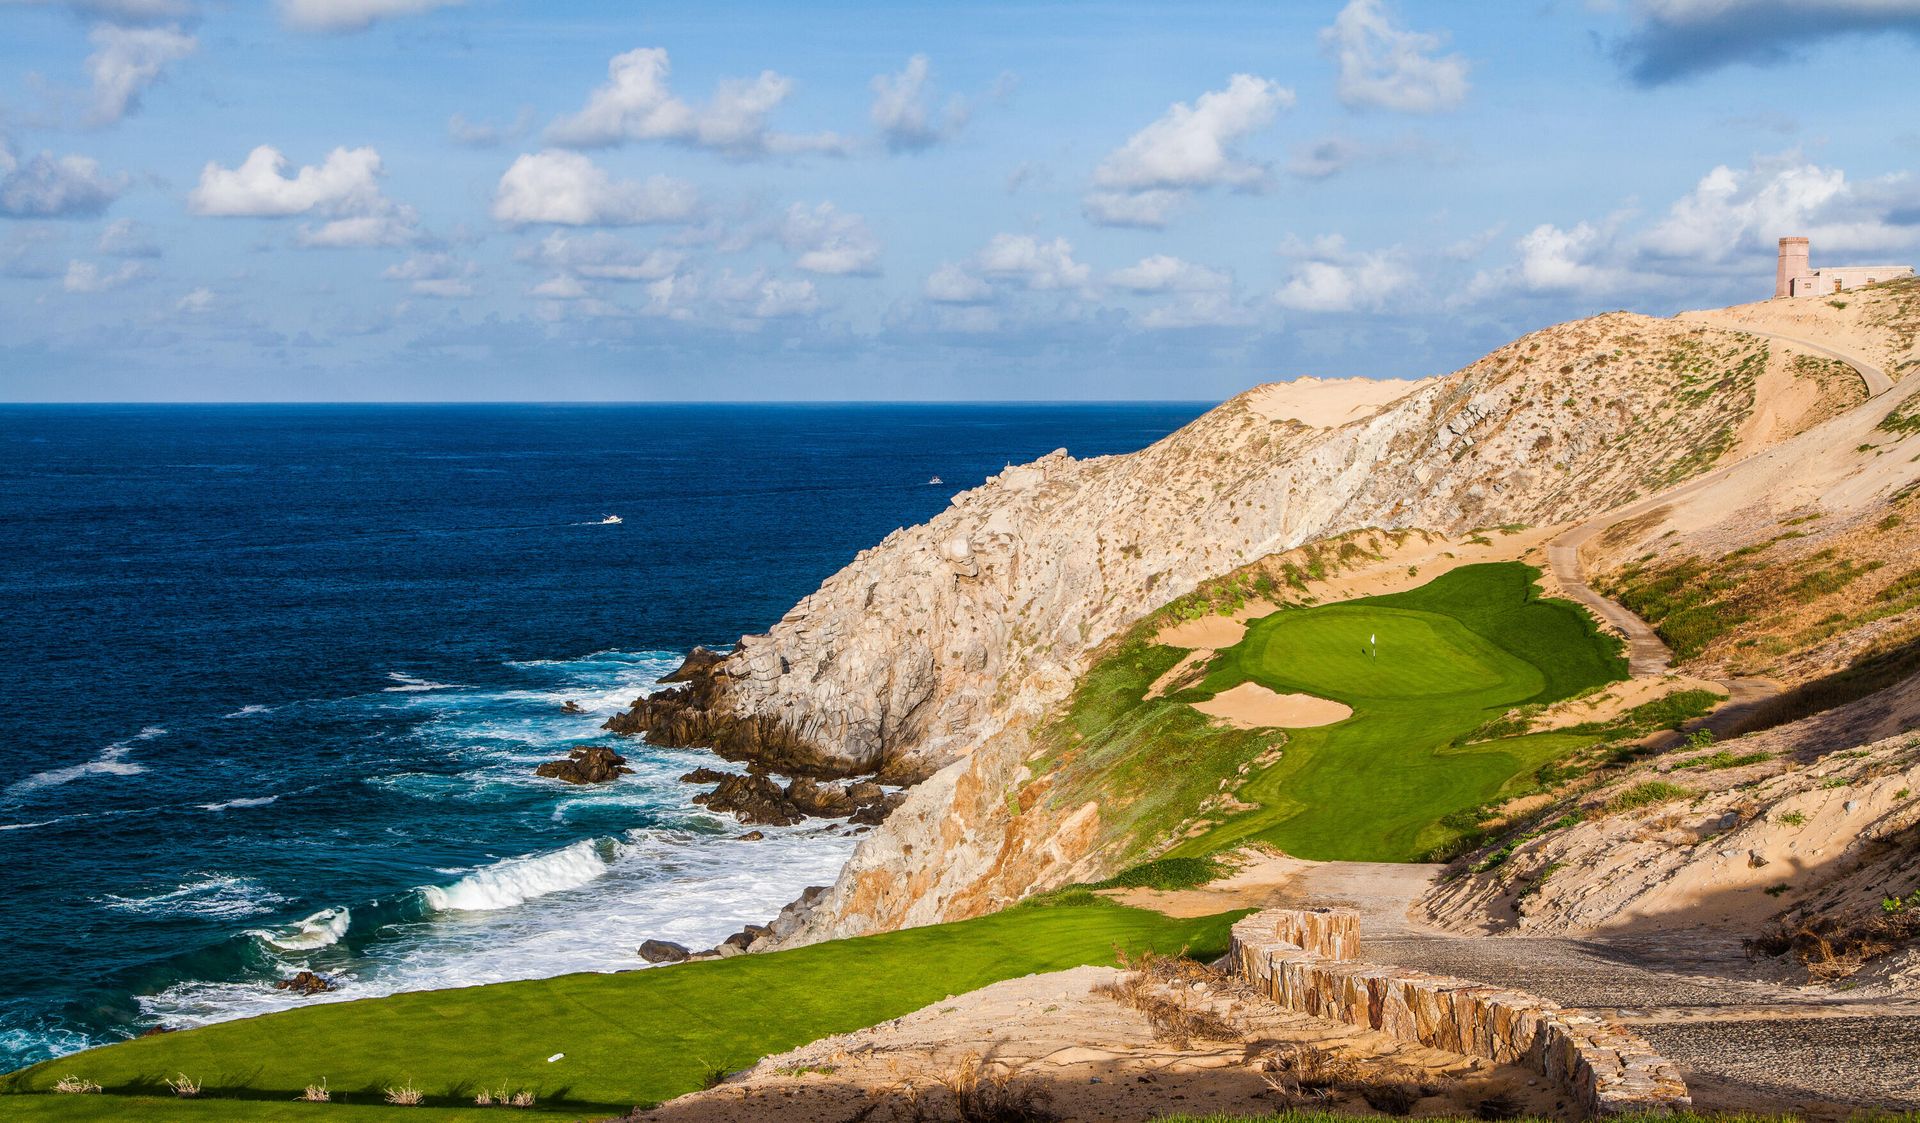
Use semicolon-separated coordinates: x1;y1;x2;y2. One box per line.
0;820;56;832
100;874;288;920
249;907;351;952
199;795;279;812
383;672;460;693
222;704;272;718
422;839;615;912
5;727;163;797
136;821;859;1034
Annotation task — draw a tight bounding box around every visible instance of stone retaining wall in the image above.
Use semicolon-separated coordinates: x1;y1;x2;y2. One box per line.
1229;908;1689;1117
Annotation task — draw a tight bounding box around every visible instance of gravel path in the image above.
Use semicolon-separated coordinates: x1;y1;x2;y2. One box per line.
1275;862;1920;1111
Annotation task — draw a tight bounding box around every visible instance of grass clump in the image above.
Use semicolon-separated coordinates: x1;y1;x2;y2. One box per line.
1091;857;1227;892
1692;748;1774;771
1604;781;1692;815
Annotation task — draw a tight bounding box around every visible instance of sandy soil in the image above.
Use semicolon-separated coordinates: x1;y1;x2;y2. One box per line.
1246;376;1435;428
1156;615;1253;649
1192;682;1352;729
1100;848;1317;917
1525;673;1727;733
629;963;1559;1123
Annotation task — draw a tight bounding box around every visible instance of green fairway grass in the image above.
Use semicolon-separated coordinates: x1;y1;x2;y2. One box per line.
1;900;1242;1119
1169;563;1626;860
1033;562;1630;867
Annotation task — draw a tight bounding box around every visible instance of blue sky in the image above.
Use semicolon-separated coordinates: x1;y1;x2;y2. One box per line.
2;0;1919;402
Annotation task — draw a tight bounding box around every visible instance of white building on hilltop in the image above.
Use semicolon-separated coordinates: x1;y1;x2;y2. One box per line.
1775;236;1913;298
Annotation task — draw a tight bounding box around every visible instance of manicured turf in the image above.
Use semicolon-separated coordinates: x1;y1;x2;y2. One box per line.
1;900;1242;1119
1165;563;1627;861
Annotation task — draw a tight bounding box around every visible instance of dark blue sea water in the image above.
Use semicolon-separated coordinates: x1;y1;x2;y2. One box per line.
0;402;1207;1070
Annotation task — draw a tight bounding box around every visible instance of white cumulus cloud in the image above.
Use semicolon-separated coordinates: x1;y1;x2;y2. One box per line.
545;47;849;158
189;144;420;246
0;142;128;218
780;201;881;275
63;258;145;292
974;233;1091;291
278;0;466;33
1086;75;1292;227
383;252;477;297
84;22;196;124
1107;254;1232;294
1321;0;1470;113
1273;242;1414;311
490;150;699;227
869;54;967;151
97;217;159;256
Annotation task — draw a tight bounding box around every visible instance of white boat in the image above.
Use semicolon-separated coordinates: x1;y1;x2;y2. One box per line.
928;476;942;485
599;514;622;525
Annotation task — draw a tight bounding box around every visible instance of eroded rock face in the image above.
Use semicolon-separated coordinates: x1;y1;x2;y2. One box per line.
644;315;1791;943
533;745;632;784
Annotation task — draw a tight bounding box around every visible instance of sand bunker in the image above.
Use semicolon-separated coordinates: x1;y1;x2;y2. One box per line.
1246;376;1432;428
1192;682;1351;729
1155;615;1248;649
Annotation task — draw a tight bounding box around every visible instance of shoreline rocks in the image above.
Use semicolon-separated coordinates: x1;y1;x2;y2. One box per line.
604;650;871;779
638;940;691;964
534;745;633;785
690;767;905;827
273;971;336;996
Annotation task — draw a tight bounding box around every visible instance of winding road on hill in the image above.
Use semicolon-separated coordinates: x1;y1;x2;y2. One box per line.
1545;320;1895;679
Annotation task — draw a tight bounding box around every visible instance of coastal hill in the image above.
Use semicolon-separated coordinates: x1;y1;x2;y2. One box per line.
638;287;1907;949
9;280;1920;1117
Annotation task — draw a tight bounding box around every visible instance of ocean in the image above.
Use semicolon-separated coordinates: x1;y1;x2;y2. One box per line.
0;402;1207;1070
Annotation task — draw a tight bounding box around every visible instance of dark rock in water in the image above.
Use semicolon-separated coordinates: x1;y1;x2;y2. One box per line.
785;777;856;817
849;790;908;826
660;646;726;684
846;780;885;803
560;699;586;714
694;771;805;825
679;766;730;785
274;971;336;996
139;1025;176;1037
534;745;633;784
737;830;765;841
638;939;691;964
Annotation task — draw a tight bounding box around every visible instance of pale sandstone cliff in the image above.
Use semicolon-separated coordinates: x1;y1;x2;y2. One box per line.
627;309;1871;946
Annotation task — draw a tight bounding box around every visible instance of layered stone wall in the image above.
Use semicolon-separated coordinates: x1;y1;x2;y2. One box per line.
1228;908;1689;1117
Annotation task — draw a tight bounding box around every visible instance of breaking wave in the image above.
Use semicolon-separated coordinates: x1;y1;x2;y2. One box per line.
249;907;352;952
6;727;163;798
421;838;616;912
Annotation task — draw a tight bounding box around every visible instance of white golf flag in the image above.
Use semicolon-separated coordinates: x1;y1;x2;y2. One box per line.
1370;633;1376;645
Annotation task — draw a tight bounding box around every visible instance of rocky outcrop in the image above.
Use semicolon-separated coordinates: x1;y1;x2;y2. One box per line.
1229;908;1690;1116
638;939;691;964
533;745;632;784
273;971;336;996
691;769;905;827
605;653;872;779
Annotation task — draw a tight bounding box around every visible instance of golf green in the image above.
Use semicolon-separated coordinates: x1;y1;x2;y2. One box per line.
1169;562;1626;861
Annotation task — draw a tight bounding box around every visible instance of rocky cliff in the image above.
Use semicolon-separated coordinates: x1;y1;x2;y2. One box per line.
614;309;1864;944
